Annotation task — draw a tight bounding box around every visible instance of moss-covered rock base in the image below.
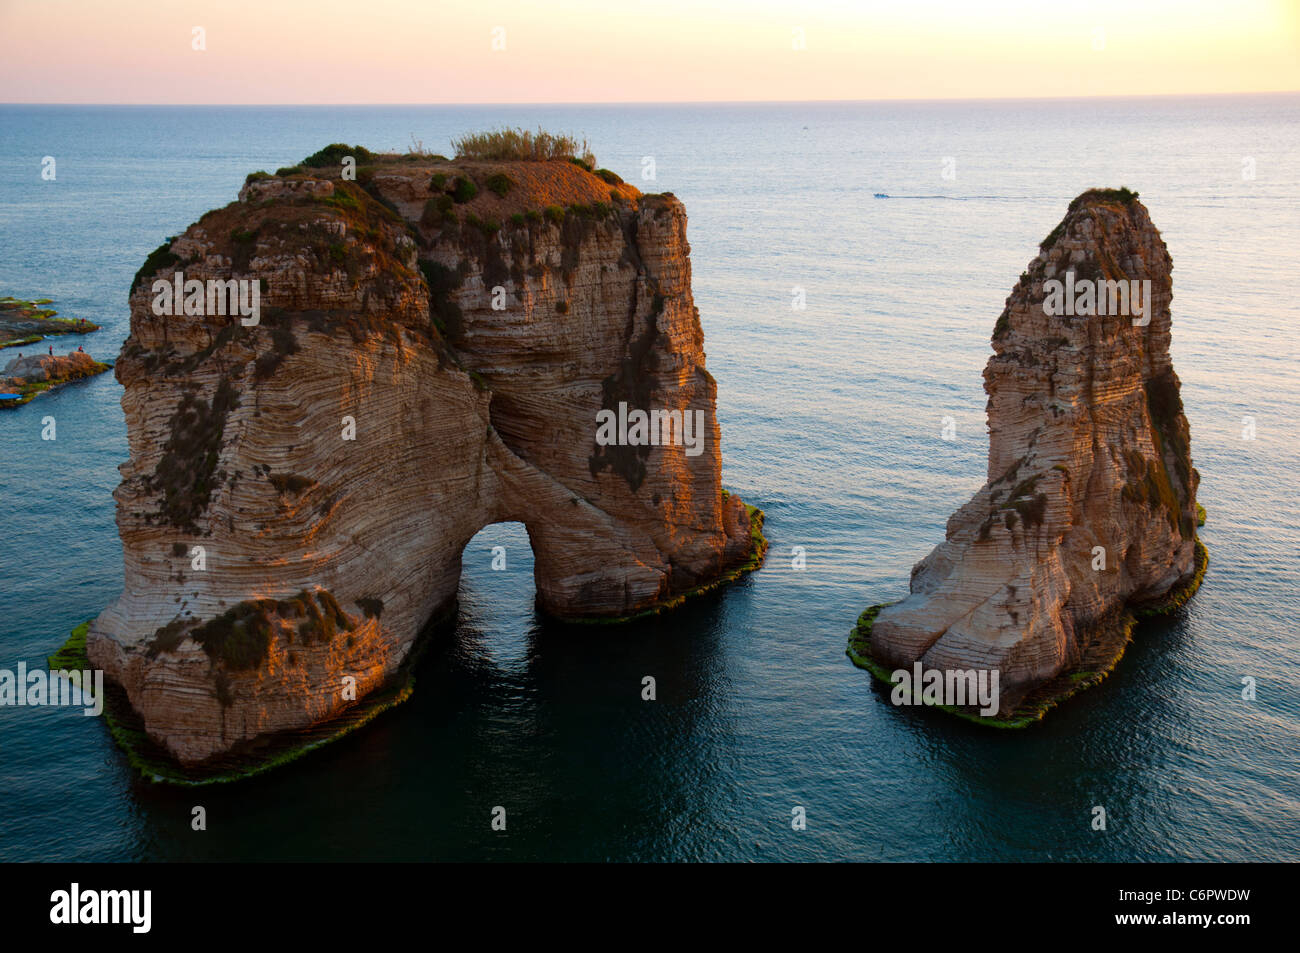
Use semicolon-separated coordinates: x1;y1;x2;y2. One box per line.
847;538;1208;728
49;607;456;786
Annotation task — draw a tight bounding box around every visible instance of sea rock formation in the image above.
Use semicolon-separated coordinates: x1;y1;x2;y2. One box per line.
852;189;1205;720
1;350;111;407
87;148;763;769
1;296;108;406
0;295;99;347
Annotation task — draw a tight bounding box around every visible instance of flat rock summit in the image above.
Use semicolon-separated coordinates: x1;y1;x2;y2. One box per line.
87;146;764;771
851;189;1206;722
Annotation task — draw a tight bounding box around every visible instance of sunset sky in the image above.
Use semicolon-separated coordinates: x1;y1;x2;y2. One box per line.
2;0;1297;103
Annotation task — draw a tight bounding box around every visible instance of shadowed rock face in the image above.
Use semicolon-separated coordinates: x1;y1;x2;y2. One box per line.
867;190;1202;714
88;155;760;766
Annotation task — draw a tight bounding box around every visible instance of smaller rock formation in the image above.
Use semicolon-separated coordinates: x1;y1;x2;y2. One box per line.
850;188;1207;724
1;350;111;407
1;296;108;406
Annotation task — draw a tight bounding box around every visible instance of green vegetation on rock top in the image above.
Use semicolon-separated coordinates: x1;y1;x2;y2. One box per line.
1040;187;1141;251
301;143;376;168
1070;186;1140;211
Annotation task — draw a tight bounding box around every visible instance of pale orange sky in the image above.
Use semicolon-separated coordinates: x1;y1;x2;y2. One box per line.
2;0;1297;103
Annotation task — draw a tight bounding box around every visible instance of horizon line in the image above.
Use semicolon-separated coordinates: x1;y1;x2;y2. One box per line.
4;90;1299;109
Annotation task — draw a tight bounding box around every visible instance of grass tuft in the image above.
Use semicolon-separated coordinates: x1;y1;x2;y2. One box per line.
452;127;595;167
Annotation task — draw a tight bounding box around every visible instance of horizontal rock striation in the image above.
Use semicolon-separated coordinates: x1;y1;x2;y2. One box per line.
88;149;762;769
855;189;1205;720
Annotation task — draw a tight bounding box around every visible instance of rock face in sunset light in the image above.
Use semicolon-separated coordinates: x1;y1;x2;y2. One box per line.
851;189;1206;721
87;151;763;769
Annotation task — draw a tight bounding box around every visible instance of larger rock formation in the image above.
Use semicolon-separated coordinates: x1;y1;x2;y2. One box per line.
87;147;763;771
851;189;1205;721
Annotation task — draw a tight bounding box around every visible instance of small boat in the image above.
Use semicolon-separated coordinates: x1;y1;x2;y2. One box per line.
873;192;889;198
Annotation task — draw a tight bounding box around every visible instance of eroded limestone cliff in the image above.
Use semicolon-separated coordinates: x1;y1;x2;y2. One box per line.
88;149;763;770
851;189;1205;722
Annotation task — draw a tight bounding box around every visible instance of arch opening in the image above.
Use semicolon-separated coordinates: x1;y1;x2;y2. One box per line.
456;521;539;665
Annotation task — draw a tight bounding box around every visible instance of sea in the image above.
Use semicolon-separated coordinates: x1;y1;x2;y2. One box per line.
1;96;1297;861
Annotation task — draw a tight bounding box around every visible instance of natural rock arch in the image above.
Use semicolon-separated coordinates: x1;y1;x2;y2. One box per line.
87;151;765;772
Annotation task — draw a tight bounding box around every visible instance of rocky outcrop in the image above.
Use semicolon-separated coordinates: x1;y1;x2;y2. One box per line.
88;149;763;770
1;296;108;407
0;295;99;347
852;189;1205;721
1;350;111;407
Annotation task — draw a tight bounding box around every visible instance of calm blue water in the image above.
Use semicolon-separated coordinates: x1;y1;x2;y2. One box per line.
1;98;1297;861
